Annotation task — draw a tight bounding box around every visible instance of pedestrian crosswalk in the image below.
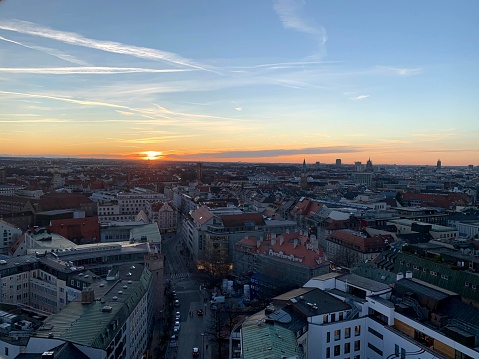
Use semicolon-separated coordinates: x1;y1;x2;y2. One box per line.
170;272;189;279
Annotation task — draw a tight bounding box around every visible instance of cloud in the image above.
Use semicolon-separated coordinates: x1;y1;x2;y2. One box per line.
376;66;422;76
0;67;194;75
0;35;89;65
0;20;210;71
235;107;242;111
273;0;327;56
353;95;369;101
169;146;360;159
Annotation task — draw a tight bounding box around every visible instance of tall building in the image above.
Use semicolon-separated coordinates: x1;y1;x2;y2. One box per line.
197;162;203;183
300;159;308;189
354;161;362;172
437;159;442;170
335;159;342;167
365;157;373;172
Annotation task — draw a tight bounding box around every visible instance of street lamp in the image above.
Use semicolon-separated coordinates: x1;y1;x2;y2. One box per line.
201;333;205;359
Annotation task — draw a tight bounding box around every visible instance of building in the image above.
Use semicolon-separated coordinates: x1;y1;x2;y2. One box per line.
25;263;153;359
234;231;329;298
149;201;178;233
234;271;479;359
437;159;442;170
326;229;391;267
336;159;342;167
0;219;22;253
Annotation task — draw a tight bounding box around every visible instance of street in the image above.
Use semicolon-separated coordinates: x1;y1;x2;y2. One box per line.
162;233;213;359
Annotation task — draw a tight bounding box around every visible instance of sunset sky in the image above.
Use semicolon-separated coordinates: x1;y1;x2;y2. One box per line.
0;1;478;165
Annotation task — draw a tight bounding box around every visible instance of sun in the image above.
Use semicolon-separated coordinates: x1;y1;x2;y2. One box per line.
141;151;163;161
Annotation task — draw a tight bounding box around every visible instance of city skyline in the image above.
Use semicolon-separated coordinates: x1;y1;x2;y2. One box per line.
0;1;478;165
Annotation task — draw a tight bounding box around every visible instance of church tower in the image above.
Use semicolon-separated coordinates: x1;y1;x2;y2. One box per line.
144;249;165;321
300;159;308;189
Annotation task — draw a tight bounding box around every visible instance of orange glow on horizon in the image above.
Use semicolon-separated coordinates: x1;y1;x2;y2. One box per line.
141;151;163;161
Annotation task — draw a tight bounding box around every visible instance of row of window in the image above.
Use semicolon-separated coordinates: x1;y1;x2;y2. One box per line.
326;326;360;342
325;341;361;358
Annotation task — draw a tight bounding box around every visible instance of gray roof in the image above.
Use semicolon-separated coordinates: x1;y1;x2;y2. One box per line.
34;264;151;350
337;273;390;292
394;278;454;302
291;288;351;316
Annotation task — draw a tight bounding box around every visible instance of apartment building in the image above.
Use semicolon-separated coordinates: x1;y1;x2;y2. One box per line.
0;220;22;253
25;263;153;359
234;271;479;359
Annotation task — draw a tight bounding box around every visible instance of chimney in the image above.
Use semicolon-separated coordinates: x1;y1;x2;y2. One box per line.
271;233;276;239
271;236;276;246
259;236;264;242
396;272;404;281
256;238;261;248
294;238;299;249
81;287;95;304
279;235;284;246
405;271;413;279
42;352;54;359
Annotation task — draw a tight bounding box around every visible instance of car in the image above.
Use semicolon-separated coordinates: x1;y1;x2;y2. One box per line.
174;321;180;332
174;299;180;307
175;311;181;320
169;335;178;348
192;347;200;358
197;309;204;316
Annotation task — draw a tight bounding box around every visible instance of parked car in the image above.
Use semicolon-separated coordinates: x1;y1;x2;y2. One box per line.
175;311;181;321
174;299;180;307
169;335;178;348
174;321;181;332
192;347;200;358
197;309;204;316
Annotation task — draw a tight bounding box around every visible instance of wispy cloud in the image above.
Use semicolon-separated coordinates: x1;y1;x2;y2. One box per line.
0;20;210;71
0;67;194;75
376;66;422;76
169;146;360;159
0;35;89;65
273;0;327;57
353;95;369;101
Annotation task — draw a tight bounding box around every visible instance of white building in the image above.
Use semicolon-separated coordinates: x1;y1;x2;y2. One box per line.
0;219;22;252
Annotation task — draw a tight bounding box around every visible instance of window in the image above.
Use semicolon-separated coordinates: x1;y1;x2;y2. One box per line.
401;348;406;359
326;332;330;343
395;344;399;356
345;327;351;338
354;340;360;351
334;345;340;356
354;356;360;359
334;329;341;341
323;314;329;323
355;325;361;336
339;312;344;321
368;343;383;356
345;342;350;354
326;347;330;358
368;327;383;339
5;347;8;356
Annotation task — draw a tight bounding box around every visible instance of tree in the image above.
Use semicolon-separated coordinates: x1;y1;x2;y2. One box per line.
333;246;360;268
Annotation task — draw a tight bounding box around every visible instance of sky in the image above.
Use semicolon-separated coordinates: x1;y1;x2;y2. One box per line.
0;1;478;165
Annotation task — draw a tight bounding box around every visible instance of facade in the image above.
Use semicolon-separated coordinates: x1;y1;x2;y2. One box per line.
26;264;153;359
234;231;329;297
236;271;479;359
326;229;390;267
149;201;178;233
0;219;22;253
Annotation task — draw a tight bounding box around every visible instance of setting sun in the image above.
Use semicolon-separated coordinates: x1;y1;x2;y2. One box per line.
141;151;163;161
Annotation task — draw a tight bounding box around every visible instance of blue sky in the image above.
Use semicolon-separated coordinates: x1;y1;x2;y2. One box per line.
0;0;478;165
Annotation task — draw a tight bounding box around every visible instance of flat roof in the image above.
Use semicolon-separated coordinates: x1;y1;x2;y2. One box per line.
338;273;391;293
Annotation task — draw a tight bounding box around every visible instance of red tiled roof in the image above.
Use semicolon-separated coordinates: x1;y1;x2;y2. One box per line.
191;207;214;225
327;230;388;253
237;232;327;269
